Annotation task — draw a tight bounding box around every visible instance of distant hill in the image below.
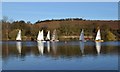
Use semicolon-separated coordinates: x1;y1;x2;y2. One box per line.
1;18;119;41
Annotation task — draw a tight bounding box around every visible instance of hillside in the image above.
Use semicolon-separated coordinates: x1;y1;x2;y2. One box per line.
1;19;120;41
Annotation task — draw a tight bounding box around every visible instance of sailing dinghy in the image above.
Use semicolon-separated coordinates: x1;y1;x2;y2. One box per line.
95;29;103;42
37;30;46;42
46;30;50;41
16;30;22;41
79;29;85;42
51;29;59;42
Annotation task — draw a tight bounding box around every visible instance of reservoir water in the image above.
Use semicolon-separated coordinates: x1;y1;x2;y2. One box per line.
1;41;119;70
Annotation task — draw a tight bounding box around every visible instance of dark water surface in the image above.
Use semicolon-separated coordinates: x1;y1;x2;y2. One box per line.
1;41;119;70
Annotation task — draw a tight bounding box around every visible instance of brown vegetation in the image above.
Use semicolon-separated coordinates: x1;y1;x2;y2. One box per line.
1;18;119;41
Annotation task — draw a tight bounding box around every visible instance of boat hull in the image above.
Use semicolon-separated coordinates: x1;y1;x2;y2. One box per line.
79;40;86;42
95;40;104;42
51;40;59;42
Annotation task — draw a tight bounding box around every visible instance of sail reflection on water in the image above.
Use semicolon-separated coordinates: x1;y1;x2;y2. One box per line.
37;41;44;55
47;41;50;53
95;42;101;55
79;42;85;56
51;42;57;54
16;42;22;54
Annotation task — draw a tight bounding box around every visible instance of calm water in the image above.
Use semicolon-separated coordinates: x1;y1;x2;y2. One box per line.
1;41;119;70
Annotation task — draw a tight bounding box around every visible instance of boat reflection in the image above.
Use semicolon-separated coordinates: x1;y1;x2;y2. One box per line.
51;42;58;54
79;42;85;56
95;42;101;55
2;41;118;60
16;42;22;55
47;41;50;53
37;41;44;55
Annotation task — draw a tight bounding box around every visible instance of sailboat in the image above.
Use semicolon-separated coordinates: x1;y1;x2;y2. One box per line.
51;29;59;42
46;30;50;41
37;30;46;42
79;29;85;42
16;30;22;41
95;42;101;55
95;29;103;42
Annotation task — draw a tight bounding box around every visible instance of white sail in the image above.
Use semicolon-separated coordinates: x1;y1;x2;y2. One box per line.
79;29;85;41
46;31;50;40
37;41;44;55
47;41;50;52
96;42;101;55
16;30;21;40
95;29;101;40
37;30;44;41
16;42;22;54
51;29;59;41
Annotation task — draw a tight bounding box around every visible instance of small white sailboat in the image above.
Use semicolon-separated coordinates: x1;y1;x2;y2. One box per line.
46;30;50;41
95;29;103;42
37;41;44;55
16;42;22;54
37;30;46;42
79;29;85;42
16;30;22;41
51;29;59;42
95;42;101;55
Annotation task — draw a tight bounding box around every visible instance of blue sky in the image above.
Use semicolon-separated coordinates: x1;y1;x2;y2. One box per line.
2;2;118;23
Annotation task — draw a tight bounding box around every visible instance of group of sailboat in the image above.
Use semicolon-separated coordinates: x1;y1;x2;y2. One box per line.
16;28;103;42
79;28;102;55
16;29;59;42
37;29;59;42
79;29;103;42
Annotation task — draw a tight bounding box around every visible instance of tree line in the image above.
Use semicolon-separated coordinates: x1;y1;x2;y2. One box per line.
1;17;120;41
